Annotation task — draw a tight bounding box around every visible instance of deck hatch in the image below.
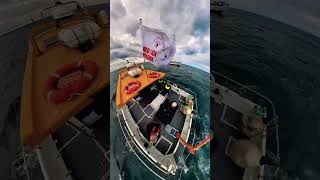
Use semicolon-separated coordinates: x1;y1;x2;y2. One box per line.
155;136;172;155
130;103;145;123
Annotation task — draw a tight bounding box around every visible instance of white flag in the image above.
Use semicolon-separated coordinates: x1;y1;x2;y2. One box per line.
141;25;176;67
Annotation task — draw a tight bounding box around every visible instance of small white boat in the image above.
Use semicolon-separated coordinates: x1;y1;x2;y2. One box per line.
169;60;182;67
211;0;229;14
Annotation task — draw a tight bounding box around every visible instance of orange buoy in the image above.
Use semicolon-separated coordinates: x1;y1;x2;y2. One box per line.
148;72;160;78
125;80;141;94
44;60;98;104
176;132;214;154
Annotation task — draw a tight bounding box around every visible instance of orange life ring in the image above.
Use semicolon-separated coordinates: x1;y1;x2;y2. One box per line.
125;81;141;95
44;60;98;104
148;72;160;78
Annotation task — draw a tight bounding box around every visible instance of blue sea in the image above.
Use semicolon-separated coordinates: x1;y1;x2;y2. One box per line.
110;63;211;180
212;8;320;180
0;23;30;180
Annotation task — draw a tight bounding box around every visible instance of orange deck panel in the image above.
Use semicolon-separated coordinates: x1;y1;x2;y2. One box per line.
20;13;109;146
116;68;165;108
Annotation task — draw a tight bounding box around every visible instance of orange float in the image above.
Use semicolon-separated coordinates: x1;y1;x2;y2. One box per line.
125;80;141;95
176;132;214;154
44;60;98;104
148;72;161;78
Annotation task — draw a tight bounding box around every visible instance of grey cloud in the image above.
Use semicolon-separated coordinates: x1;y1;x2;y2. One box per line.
131;42;141;48
193;10;210;36
111;48;140;60
110;41;123;49
110;0;210;65
159;0;192;26
184;48;198;55
111;50;132;59
126;22;139;37
110;1;126;20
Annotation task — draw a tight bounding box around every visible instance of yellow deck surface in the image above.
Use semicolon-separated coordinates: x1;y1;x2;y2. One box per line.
20;13;109;146
116;68;165;108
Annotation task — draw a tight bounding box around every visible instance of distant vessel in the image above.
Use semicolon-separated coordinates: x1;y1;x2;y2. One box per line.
169;60;181;67
212;71;280;180
211;0;229;14
15;1;109;180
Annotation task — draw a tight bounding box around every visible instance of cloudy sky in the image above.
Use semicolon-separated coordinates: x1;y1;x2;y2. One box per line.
230;0;320;38
110;0;210;72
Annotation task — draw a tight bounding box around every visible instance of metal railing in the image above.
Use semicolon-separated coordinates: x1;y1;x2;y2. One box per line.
166;79;198;112
117;110;168;180
159;80;199;177
117;83;200;179
211;70;280;178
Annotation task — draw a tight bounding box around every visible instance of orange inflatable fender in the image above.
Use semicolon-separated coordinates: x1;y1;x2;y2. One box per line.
44;60;98;104
125;80;141;95
148;72;161;78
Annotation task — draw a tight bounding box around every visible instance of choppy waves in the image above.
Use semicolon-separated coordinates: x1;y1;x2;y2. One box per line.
212;8;320;180
110;63;210;179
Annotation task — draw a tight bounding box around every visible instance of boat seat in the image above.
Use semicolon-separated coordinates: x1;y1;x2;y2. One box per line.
145;93;166;117
58;20;101;48
150;94;166;110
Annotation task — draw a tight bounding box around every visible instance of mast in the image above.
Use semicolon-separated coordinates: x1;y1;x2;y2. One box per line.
139;18;150;82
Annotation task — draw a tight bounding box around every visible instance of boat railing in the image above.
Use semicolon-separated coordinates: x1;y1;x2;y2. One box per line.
167;79;198;112
166;80;199;177
211;70;280;174
115;71;205;179
210;71;277;124
117;110;170;180
159;156;176;174
21;146;31;180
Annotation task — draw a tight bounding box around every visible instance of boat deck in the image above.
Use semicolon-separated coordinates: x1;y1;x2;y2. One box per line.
117;80;195;176
212;77;280;180
53;127;108;180
116;67;165;108
212;100;245;180
127;85;187;156
51;94;109;180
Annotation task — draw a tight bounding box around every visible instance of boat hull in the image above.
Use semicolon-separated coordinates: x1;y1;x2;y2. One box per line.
116;80;197;179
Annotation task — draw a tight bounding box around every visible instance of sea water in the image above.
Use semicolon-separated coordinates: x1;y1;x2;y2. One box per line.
212;8;320;180
110;63;211;180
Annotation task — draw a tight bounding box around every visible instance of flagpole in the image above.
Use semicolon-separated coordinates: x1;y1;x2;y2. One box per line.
140;18;150;83
139;18;143;68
